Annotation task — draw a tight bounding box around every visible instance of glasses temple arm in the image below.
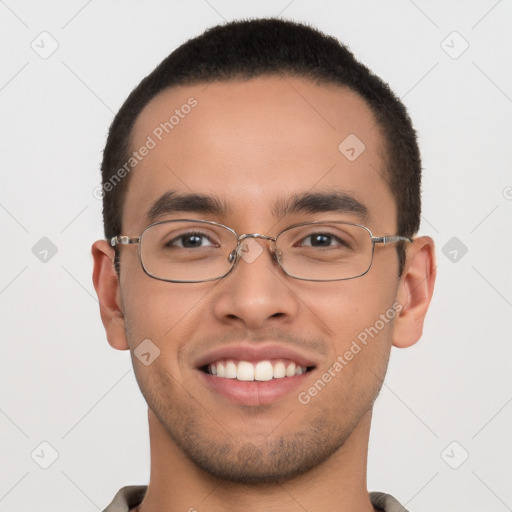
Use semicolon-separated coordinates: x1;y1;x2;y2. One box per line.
110;236;140;247
372;236;413;245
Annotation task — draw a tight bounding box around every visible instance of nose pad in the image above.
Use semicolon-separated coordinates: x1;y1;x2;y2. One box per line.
270;246;279;263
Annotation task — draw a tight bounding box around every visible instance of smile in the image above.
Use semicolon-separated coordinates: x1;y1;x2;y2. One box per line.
195;342;319;405
203;358;313;381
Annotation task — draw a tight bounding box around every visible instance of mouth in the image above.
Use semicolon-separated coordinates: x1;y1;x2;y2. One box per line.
195;344;319;406
200;358;316;381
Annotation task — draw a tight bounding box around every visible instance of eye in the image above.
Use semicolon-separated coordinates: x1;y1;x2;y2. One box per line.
166;232;218;249
299;232;352;249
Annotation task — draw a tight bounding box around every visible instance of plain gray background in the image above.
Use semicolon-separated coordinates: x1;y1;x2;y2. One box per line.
1;1;511;511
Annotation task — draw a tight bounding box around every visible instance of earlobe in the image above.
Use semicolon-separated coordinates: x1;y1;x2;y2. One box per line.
392;236;437;348
91;240;130;351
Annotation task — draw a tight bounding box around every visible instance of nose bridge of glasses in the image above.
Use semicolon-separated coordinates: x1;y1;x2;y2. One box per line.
230;233;279;263
238;233;277;244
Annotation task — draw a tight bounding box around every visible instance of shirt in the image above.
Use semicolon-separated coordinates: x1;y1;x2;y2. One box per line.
102;485;409;512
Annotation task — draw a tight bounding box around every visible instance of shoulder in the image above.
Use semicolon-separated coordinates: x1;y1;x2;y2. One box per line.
102;485;147;512
369;491;409;512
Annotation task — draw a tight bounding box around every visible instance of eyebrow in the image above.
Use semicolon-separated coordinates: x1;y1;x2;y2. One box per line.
273;190;368;222
145;190;369;223
146;191;230;222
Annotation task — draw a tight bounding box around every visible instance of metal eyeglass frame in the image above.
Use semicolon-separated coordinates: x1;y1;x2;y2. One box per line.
110;218;413;283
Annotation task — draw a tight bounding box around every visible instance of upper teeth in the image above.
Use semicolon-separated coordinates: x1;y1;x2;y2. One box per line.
208;359;307;381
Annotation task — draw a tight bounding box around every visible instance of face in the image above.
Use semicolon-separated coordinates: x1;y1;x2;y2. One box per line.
116;76;402;483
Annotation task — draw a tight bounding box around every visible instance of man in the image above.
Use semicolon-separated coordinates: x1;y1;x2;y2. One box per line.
92;18;436;512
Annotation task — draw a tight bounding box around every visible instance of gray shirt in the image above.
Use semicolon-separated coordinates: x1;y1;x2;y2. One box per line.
102;485;409;512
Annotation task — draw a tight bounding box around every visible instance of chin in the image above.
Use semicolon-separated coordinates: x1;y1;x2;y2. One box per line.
169;419;350;485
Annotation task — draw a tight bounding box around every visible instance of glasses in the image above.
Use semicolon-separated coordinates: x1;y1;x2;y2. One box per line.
111;219;413;283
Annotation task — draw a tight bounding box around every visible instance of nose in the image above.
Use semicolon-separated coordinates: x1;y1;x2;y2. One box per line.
212;235;300;330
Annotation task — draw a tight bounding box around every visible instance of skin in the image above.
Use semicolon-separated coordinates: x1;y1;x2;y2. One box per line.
92;76;436;512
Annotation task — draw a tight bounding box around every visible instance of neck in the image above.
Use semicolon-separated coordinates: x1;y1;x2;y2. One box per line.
137;408;378;512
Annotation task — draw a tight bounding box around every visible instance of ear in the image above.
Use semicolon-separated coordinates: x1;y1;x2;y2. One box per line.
91;240;129;351
392;236;436;348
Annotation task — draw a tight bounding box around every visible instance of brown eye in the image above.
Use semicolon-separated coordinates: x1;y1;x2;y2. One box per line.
166;233;215;249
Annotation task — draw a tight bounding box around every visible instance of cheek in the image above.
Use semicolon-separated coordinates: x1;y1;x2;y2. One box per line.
305;270;399;339
121;273;213;349
308;291;396;404
325;299;395;377
301;273;400;390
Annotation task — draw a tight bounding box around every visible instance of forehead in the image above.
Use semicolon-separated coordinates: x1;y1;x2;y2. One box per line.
124;76;395;234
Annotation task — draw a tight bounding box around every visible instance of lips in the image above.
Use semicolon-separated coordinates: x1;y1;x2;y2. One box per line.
194;342;318;406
